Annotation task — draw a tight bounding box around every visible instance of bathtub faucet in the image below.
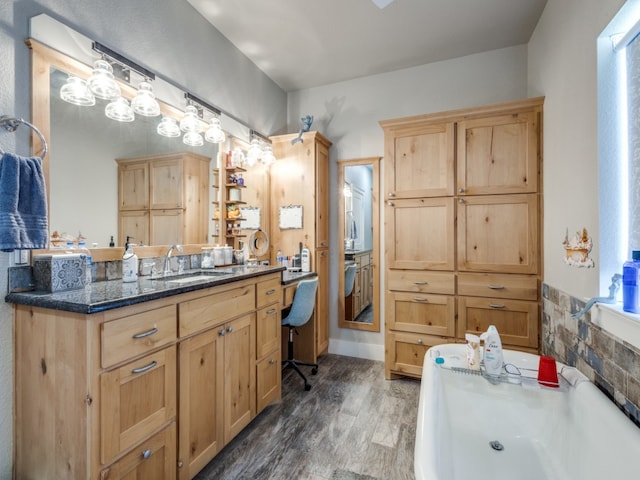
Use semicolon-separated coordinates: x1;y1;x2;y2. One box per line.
572;273;622;319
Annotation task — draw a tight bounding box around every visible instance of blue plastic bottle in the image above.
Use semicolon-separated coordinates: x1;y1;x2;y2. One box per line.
623;250;640;313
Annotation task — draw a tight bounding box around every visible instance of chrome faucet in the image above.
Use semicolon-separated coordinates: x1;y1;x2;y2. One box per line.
163;244;183;277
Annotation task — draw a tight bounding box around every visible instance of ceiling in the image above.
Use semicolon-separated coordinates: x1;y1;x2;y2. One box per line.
186;0;548;92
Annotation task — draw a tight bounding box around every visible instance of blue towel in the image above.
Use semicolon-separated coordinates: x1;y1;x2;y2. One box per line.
0;152;48;251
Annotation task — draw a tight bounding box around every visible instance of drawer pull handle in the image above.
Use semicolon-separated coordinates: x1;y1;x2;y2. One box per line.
489;303;506;309
132;326;158;339
266;308;277;314
227;326;233;333
266;289;276;295
142;449;152;460
269;358;276;365
488;285;505;290
414;281;428;285
414;297;428;302
132;361;157;374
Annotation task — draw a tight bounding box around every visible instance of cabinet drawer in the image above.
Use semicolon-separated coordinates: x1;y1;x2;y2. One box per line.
102;304;176;369
457;296;539;348
256;352;281;413
387;270;455;294
256;304;280;359
385;331;450;379
457;273;538;300
179;285;255;337
386;291;455;337
100;422;176;480
101;346;177;463
256;275;281;308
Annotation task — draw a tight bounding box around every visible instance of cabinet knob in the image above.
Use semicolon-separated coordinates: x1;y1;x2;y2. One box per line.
458;198;465;204
388;201;395;207
459;188;465;193
219;328;226;336
178;461;184;468
417;338;423;344
269;358;276;365
142;449;152;460
388;192;395;197
227;326;233;333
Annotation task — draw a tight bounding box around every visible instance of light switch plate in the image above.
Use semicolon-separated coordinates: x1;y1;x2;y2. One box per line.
14;250;29;265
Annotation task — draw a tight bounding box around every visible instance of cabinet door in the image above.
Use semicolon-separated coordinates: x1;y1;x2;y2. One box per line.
386;197;455;270
386;291;455;337
100;423;176;480
224;314;256;443
457;111;539;195
315;141;330;248
150;157;183;209
178;329;224;480
385;122;454;199
316;248;329;355
101;346;177;463
256;304;280;359
457;194;539;274
119;210;149;247
256;352;281;413
385;331;449;379
150;209;183;246
118;161;149;210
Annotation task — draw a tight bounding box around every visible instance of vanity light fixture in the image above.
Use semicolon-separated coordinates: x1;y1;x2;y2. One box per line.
60;76;96;106
157;116;181;137
204;116;225;144
180;105;205;133
261;144;276;166
131;81;160;117
105;96;135;122
245;136;262;167
183;130;204;147
88;59;121;100
246;130;275;167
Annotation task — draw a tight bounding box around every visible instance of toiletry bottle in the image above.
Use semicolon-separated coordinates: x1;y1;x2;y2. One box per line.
465;333;481;370
480;325;503;376
77;241;92;286
122;236;138;283
276;249;283;266
109;236;115;247
301;247;311;272
623;250;640;313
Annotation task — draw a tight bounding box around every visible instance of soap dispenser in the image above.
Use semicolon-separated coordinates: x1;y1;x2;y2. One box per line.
122;236;138;283
480;325;504;377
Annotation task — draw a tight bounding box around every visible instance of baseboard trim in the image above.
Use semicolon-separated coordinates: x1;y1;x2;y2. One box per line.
328;338;385;362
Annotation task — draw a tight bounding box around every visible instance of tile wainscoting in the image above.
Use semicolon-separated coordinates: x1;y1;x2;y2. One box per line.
542;283;640;427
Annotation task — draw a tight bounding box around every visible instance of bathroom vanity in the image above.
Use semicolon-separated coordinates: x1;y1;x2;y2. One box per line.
7;265;284;480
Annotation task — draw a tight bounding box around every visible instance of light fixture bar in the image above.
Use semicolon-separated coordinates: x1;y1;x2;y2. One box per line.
251;129;271;144
185;92;221;117
92;41;156;81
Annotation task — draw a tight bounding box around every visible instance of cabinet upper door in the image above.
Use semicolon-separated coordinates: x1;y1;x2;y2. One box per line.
315;142;330;248
150;158;183;209
457;111;539;195
385;122;454;199
118;161;149;210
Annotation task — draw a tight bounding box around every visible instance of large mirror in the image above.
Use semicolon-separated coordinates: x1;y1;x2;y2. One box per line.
338;157;380;332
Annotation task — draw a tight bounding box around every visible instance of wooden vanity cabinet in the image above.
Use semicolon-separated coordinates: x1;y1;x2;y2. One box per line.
381;97;543;379
255;274;282;413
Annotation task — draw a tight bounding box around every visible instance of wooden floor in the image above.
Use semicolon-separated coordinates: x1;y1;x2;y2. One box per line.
195;354;420;480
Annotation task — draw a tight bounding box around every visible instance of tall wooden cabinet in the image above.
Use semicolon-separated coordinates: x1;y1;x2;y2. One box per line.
269;131;331;361
117;152;210;247
381;97;543;379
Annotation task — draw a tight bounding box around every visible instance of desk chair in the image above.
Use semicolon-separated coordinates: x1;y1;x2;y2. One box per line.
344;264;357;297
281;277;319;391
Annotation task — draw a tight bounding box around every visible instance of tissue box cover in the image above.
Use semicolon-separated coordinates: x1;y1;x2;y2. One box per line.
33;253;86;292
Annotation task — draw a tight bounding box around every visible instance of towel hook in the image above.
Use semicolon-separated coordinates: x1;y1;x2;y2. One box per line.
0;115;48;160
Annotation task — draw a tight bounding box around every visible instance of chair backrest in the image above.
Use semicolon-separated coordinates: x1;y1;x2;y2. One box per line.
344;263;357;297
282;277;319;327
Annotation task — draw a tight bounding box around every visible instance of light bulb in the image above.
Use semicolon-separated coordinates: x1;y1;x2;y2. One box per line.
183;131;204;147
88;59;120;100
60;76;96;106
105;96;134;122
131;81;160;117
157;116;181;137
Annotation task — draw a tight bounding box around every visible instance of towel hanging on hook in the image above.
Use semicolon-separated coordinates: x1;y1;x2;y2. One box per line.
0;115;48;160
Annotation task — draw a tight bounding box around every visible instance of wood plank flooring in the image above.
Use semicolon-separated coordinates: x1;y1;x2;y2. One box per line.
194;354;420;480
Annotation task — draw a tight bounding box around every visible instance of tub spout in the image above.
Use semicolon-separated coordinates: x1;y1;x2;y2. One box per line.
572;273;622;319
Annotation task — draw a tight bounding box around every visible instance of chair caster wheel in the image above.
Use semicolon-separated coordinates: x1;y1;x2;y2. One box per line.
305;384;312;391
311;367;318;375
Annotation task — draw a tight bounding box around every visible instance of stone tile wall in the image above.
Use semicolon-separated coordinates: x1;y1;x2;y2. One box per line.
542;283;640;428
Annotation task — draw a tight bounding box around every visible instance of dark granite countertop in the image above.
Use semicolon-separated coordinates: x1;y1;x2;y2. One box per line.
281;269;317;285
5;265;286;314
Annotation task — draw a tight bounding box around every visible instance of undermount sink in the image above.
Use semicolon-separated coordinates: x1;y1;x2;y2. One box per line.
156;270;232;284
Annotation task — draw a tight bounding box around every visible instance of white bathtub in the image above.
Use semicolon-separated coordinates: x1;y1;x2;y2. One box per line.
415;343;640;480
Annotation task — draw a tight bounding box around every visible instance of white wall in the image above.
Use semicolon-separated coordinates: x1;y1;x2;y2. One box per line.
0;1;286;475
287;45;530;359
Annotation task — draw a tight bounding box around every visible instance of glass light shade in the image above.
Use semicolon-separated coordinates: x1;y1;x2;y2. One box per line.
88;59;121;100
157;116;181;137
204;117;226;143
261;144;276;166
60;76;96;106
131;82;160;117
183;131;204;147
105;96;134;122
246;138;262;167
180;105;204;133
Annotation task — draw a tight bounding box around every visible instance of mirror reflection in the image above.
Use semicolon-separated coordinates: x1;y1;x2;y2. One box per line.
49;67;219;247
338;158;380;332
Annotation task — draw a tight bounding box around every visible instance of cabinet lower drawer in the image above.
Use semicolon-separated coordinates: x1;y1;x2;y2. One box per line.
386;291;455;337
457;272;538;300
256;352;281;413
387;270;455;295
457;296;539;348
178;285;255;337
256;304;280;359
100;422;176;480
101;346;177;463
385;331;450;378
102;304;176;369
